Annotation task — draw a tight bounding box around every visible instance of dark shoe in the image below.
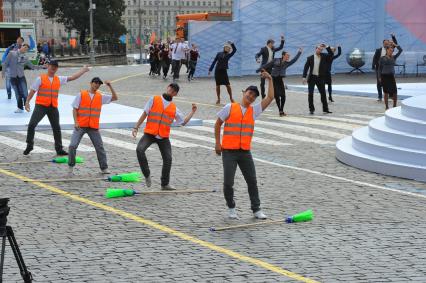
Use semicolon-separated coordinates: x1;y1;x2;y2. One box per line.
56;149;68;156
323;110;332;114
309;111;314;115
23;145;33;155
377;98;382;102
329;97;334;102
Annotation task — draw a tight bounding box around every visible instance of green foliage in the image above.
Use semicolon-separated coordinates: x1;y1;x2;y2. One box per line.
40;0;127;40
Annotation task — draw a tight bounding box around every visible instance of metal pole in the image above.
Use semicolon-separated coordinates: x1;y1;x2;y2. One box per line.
219;0;222;13
10;0;17;22
89;0;96;64
138;0;143;64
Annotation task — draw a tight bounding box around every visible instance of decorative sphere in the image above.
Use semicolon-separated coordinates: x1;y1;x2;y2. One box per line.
346;48;366;68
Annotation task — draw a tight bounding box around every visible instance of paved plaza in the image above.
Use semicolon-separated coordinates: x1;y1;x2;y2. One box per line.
1;65;426;282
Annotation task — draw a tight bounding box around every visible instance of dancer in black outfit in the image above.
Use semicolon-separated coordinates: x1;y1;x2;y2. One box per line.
187;44;200;81
208;41;236;104
257;48;302;116
302;44;333;114
324;46;341;102
255;35;285;98
378;42;403;110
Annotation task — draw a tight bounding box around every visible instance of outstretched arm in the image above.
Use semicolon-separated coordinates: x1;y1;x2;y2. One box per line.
181;104;197;126
67;65;90;82
273;35;285;52
333;46;341;60
256;60;274;73
228;43;237;58
260;71;274;111
287;48;303;66
393;45;403;60
132;112;148;138
105;81;118;102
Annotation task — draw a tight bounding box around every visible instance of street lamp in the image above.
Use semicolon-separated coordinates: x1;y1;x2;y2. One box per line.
88;0;96;64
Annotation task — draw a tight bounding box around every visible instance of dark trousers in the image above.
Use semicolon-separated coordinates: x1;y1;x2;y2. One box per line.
26;104;64;151
68;127;107;169
5;76;12;99
136;133;172;186
375;69;383;99
10;76;28;110
162;60;170;77
222;150;261;213
308;75;329;112
172;59;182;80
260;67;272;98
188;60;197;78
272;76;286;112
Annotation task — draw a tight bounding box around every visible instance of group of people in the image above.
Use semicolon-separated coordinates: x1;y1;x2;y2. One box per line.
148;38;200;82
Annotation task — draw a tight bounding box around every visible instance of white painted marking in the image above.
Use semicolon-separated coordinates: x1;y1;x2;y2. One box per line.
100;66;109;69
189;126;292;146
301;115;368;125
0;134;52;153
345;114;378;120
267;116;360;131
103;128;202;149
203;121;334;145
14;131;94;152
254;120;347;139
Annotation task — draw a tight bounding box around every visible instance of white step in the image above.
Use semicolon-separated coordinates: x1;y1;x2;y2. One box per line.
352;127;426;166
368;117;426;150
336;136;426;182
385;107;426;135
401;95;426;121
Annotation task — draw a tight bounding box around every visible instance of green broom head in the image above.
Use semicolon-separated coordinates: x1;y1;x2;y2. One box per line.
52;156;84;164
107;172;141;182
105;188;137;198
285;209;313;223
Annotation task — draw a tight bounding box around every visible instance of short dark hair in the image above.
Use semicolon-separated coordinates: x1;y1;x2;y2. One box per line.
168;83;180;93
282;51;287;56
22;43;30;48
17;36;24;41
48;60;59;67
245;85;260;97
266;39;274;45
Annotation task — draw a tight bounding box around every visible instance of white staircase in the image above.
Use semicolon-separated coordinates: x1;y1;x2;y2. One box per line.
336;95;426;182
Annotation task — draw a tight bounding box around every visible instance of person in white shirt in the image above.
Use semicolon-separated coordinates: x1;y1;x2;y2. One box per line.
170;38;189;81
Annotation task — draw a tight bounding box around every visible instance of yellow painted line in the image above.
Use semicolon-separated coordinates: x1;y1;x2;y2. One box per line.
0;168;319;283
110;72;145;83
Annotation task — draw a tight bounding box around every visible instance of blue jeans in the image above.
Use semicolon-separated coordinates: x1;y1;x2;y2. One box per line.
10;76;28;110
5;76;12;99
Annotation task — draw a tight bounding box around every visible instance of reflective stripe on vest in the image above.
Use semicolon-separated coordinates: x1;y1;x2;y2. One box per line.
221;103;255;150
77;90;102;129
35;74;60;107
144;96;176;138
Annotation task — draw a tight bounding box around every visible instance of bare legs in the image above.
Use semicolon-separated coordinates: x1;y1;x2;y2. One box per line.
384;92;398;110
216;85;234;104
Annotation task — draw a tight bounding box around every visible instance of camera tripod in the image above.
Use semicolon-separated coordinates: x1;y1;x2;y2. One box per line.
0;226;32;283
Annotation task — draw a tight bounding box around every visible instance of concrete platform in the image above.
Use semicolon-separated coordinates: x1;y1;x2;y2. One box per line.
0;89;202;131
289;82;426;99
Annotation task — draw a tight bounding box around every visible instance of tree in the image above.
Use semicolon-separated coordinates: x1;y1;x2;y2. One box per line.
41;0;127;42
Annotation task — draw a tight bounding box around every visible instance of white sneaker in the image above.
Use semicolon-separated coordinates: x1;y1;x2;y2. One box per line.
145;175;152;188
228;208;239;219
254;210;267;219
14;108;23;113
67;166;74;175
101;168;110;174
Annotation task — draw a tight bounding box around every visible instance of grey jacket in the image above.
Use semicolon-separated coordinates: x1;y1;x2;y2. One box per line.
257;51;302;77
2;50;40;78
378;45;403;76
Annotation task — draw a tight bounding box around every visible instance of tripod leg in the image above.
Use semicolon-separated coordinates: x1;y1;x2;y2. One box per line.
0;235;6;283
6;227;32;283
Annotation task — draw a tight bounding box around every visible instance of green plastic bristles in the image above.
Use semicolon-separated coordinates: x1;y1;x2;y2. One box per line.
52;156;84;164
107;172;141;182
285;209;314;223
105;188;138;198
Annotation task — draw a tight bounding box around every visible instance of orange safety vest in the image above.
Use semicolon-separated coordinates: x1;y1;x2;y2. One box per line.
221;103;255;150
144;95;176;138
35;74;60;107
77;90;102;129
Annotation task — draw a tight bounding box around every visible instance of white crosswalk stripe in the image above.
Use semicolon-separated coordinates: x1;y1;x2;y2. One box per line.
203;121;334;145
103;128;205;149
267;116;360;131
300;115;368;125
188;126;292;146
14;131;95;152
0;134;52;153
344;114;378;120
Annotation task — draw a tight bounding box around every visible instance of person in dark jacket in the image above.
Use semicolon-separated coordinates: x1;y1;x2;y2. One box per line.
255;35;285;98
257;48;303;116
324;46;341;102
378;43;402;110
302;44;333;114
208;41;237;104
372;33;398;101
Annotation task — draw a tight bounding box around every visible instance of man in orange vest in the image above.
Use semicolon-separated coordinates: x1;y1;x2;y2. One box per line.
132;83;197;190
67;77;118;174
214;70;274;219
24;60;89;155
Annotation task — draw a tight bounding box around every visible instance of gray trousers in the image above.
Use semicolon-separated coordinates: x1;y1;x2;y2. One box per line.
68;127;108;169
136;133;172;186
222;150;261;213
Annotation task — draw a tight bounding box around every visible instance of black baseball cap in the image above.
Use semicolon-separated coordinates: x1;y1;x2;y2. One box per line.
91;77;103;84
48;60;59;67
245;85;260;97
168;83;180;93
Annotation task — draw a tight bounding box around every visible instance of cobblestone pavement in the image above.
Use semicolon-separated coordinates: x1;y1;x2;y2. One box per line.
1;65;426;282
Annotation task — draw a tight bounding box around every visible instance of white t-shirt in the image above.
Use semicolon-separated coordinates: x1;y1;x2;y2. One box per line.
267;46;273;63
217;103;263;122
170;42;188;60
381;47;386;57
313;55;321;76
31;75;68;92
71;91;113;109
143;96;185;139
